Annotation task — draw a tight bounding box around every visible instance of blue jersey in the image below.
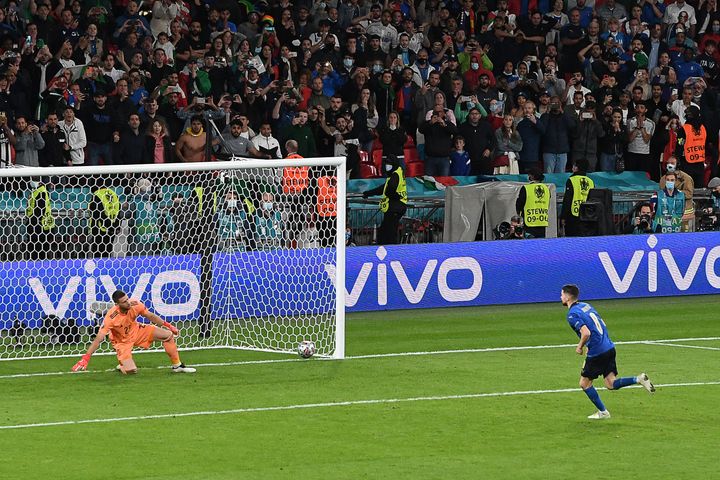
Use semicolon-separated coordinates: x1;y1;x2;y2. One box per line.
566;302;615;358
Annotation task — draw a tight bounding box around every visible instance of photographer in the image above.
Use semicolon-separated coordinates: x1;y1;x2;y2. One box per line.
14;116;44;167
494;216;533;240
624;202;655;234
697;177;720;231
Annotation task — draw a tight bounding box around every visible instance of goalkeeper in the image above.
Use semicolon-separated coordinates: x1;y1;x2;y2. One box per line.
72;290;196;374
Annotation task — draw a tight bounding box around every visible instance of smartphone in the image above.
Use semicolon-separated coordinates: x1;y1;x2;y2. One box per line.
581;112;593;119
25;35;32;46
196;97;205;104
671;88;678;96
527;55;537;62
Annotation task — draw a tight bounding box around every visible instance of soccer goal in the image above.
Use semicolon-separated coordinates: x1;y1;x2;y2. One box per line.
0;158;346;360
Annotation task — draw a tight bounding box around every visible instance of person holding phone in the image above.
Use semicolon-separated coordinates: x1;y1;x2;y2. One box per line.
14;117;45;167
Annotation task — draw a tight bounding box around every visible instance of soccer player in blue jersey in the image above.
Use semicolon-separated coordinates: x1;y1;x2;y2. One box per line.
561;284;655;419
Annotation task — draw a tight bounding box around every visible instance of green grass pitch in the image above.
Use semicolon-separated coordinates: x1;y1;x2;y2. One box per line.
1;295;718;479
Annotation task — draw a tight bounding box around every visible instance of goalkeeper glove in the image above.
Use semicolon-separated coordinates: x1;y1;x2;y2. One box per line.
162;321;179;336
72;353;91;372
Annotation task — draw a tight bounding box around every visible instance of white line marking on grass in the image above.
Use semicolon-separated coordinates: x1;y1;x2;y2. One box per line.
1;381;718;431
646;342;720;352
1;336;719;381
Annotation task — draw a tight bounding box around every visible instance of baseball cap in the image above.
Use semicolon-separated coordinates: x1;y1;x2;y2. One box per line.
369;34;381;41
708;177;720;189
539;89;550;96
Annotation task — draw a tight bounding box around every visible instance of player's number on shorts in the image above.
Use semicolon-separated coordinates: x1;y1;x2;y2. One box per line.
589;312;605;335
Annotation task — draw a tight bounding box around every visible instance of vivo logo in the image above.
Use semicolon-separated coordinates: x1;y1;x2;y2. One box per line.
599;235;720;293
28;260;200;319
326;247;483;307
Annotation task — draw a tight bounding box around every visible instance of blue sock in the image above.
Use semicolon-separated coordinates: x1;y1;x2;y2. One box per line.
612;376;637;390
583;386;606;411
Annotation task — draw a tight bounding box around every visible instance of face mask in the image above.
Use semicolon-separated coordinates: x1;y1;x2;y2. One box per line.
471;62;479;70
372;64;383;74
666;163;676;172
418;58;427;65
666;181;675;190
227;199;237;209
343;58;354;68
385;163;394;172
263;202;273;211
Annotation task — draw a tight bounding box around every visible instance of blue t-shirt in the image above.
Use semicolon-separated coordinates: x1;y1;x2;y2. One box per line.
566;302;615;357
449;150;470;176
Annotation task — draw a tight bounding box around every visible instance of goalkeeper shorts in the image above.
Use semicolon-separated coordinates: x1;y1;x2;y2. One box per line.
113;324;157;361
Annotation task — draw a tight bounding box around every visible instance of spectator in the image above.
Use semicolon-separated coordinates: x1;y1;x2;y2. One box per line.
59;107;86;165
282;110;317;158
39;112;67;167
144;120;173;164
377;112;407;171
216;118;268;159
13;116;44;167
450;135;471;176
626;102;655;174
458;107;495;175
113;113;144;165
80;88;115;166
598;108;628;173
175;114;207;163
537;96;577;173
516;101;543;173
571;102;605;171
493;114;523;174
252;123;282;159
419;105;457;176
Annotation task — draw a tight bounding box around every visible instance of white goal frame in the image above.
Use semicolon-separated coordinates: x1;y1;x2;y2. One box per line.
0;157;346;360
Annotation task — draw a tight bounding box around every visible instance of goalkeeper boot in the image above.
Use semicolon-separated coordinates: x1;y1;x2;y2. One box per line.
637;373;655;393
172;363;196;373
587;410;611;420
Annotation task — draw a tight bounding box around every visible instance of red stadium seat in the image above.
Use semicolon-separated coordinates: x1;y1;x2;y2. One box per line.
372;149;383;170
360;163;381;178
371;138;383;153
404;147;420;164
359;150;369;164
405;162;424;177
404;135;415;148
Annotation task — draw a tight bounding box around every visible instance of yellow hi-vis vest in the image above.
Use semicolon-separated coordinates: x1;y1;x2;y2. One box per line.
523;183;550;227
26;185;55;231
193;186;218;217
88;188;120;233
379;167;407;213
569;175;594;217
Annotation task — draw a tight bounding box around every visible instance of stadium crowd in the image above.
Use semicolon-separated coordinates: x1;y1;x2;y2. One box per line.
0;0;716;184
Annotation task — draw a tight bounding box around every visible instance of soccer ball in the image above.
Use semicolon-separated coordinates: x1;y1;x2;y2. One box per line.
297;340;316;359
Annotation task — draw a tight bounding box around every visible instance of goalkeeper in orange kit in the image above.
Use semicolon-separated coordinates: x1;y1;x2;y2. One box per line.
72;290;196;374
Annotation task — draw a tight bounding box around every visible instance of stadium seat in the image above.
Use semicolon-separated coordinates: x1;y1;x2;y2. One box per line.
371;138;383;153
359;163;381;178
404;147;420;165
372;149;383;170
359;150;369;164
405;162;424;177
404;135;415;148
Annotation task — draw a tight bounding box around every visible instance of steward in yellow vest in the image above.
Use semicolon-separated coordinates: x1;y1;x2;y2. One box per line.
25;183;56;260
561;159;594;237
88;186;121;258
516;168;550;238
362;156;407;245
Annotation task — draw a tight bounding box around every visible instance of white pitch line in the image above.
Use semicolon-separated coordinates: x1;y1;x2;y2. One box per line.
1;381;718;431
2;336;719;381
646;342;720;352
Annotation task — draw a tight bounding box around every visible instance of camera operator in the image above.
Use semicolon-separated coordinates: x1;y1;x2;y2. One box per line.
697;177;720;231
624;202;655;234
494;216;533;240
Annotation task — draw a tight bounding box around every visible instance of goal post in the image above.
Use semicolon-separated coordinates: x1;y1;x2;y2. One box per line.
0;157;346;360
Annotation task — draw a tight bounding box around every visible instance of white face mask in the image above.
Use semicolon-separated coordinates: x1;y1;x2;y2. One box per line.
227;199;237;209
385;164;394;172
263;202;273;211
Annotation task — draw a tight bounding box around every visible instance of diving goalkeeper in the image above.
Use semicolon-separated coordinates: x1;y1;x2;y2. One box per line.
72;290;196;374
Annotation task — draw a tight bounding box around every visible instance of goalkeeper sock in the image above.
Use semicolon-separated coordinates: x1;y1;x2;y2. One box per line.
163;338;181;365
612;377;637;390
583;386;606;411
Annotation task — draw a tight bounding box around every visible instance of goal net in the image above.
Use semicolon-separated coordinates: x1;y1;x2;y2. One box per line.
0;158;346;360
